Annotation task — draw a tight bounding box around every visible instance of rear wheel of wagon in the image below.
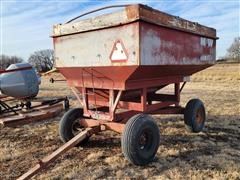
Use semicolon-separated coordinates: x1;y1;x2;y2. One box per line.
121;114;160;166
184;99;206;133
59;108;89;146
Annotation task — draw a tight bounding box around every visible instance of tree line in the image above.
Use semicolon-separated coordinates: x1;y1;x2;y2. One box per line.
0;49;54;72
225;37;239;61
0;55;24;69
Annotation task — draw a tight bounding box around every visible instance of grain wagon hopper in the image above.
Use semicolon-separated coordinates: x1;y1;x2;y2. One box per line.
19;4;218;179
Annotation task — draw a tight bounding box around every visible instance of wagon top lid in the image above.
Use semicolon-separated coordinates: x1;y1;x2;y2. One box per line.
52;4;217;39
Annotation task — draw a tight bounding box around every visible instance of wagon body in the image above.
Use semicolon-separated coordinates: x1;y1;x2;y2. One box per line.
51;4;218;167
52;4;217;90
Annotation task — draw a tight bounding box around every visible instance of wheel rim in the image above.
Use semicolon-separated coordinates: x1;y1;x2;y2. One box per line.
71;120;84;136
196;106;205;126
138;130;152;150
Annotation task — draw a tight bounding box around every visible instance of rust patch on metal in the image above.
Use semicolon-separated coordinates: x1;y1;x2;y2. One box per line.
137;4;217;39
125;4;139;20
52;4;217;39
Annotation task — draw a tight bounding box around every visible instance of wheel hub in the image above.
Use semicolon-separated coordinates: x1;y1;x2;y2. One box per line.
139;132;148;150
71;120;84;135
196;106;204;125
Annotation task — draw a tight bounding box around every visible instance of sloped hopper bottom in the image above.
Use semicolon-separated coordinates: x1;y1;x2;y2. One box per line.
58;64;211;90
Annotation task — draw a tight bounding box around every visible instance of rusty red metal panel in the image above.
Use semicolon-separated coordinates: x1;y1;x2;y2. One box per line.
58;66;138;90
140;21;216;65
127;65;211;81
59;65;204;91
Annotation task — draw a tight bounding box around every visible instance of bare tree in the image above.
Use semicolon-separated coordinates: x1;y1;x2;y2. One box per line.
226;37;240;62
0;54;23;69
28;49;54;72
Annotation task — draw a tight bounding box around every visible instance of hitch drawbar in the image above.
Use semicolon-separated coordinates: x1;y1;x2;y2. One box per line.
18;128;94;180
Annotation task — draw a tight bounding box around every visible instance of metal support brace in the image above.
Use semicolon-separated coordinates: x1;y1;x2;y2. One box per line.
174;83;180;106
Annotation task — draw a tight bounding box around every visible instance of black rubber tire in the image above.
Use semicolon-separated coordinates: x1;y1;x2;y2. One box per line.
184;99;206;133
59;108;89;146
121;114;160;166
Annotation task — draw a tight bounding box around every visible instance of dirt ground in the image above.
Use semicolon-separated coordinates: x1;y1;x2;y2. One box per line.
0;63;239;179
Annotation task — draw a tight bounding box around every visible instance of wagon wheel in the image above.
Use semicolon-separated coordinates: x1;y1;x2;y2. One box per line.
184;99;206;133
59;108;89;146
121;114;160;166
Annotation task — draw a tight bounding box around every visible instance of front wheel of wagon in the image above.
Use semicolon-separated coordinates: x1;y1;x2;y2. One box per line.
184;99;206;133
121;114;160;166
59;108;89;146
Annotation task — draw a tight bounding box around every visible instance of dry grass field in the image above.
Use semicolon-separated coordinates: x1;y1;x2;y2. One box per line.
0;63;239;179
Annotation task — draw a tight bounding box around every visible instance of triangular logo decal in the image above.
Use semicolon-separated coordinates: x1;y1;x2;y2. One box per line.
110;40;128;62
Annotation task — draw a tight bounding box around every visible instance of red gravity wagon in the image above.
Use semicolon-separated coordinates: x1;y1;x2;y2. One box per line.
52;4;217;165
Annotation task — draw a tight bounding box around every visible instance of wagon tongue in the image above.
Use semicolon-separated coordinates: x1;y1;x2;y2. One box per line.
18;128;96;180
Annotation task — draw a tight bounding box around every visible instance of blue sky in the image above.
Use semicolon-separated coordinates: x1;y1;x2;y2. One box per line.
1;0;239;60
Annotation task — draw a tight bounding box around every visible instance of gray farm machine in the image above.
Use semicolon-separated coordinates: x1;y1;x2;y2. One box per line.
0;63;68;127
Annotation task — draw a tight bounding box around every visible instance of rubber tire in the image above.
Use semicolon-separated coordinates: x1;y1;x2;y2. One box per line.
184;99;206;133
59;108;89;146
121;114;160;166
